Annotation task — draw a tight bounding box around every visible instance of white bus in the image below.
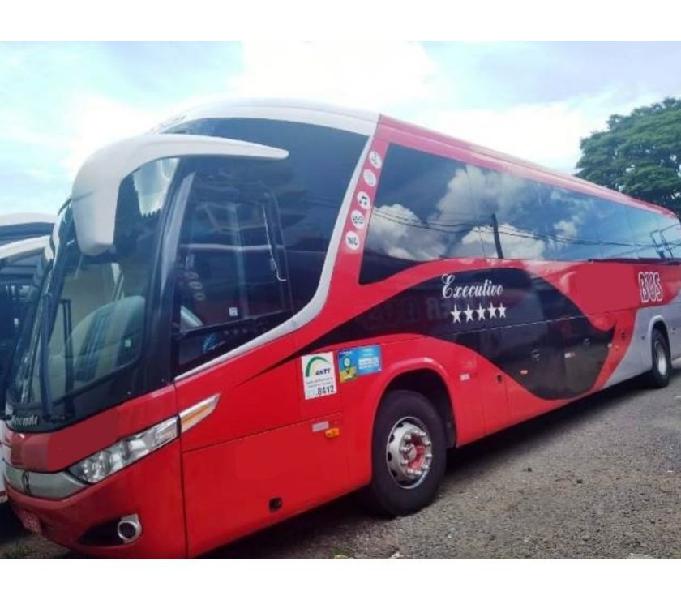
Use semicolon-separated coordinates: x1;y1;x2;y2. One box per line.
0;213;55;504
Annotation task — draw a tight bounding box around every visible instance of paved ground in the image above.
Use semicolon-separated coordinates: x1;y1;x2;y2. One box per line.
2;366;681;559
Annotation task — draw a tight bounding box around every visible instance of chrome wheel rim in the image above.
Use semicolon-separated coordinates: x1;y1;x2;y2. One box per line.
386;417;433;489
655;340;668;377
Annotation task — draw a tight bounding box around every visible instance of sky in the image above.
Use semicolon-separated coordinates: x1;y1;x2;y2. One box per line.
2;41;681;215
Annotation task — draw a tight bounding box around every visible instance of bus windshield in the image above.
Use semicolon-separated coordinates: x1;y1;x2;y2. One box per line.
6;158;178;425
6;120;368;431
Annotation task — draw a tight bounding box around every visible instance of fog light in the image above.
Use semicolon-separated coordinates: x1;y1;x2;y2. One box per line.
117;514;142;544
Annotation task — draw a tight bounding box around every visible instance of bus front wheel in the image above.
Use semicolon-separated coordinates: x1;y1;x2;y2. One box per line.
363;389;447;517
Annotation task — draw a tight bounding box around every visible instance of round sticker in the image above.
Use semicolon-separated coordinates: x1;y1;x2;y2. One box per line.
368;150;383;169
350;210;366;230
345;230;361;251
362;169;377;187
357;190;371;210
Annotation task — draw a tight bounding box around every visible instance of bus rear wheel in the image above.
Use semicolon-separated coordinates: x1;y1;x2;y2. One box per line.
646;328;671;388
363;389;447;517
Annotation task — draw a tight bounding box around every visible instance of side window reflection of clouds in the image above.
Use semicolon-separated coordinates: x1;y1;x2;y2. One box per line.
468;165;547;260
360;145;484;283
360;143;679;285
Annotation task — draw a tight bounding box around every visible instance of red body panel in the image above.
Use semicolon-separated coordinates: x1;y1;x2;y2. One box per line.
4;386;178;472
6;117;681;557
4;386;185;557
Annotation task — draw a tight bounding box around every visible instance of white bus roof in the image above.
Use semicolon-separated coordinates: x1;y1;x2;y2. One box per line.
153;98;379;136
0;235;50;260
0;213;55;228
0;236;49;261
143;97;674;217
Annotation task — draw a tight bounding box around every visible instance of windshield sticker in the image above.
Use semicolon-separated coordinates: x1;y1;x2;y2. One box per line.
301;353;337;400
362;169;377;187
345;230;360;251
357;191;371;210
350;210;366;230
338;345;382;383
368;150;383;170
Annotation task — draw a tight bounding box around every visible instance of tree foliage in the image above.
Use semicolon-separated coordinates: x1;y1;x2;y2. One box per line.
576;97;681;214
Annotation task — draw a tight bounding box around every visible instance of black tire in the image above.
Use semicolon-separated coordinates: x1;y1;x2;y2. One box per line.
362;389;447;517
646;328;671;388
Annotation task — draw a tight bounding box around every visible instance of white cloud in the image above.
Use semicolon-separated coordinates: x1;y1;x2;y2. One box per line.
60;95;161;177
3;41;680;218
370;203;446;261
415;91;667;174
230;41;438;111
225;42;675;175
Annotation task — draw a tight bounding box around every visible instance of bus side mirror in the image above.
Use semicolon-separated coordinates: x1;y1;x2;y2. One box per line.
71;134;288;256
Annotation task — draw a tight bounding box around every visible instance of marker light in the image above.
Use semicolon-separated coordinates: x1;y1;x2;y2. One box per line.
179;394;220;433
69;417;178;484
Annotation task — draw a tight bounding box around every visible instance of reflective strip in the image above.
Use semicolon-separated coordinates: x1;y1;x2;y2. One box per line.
3;461;86;500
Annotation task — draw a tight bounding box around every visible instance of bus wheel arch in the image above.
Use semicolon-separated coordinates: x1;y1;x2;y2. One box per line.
360;366;454;516
379;368;456;449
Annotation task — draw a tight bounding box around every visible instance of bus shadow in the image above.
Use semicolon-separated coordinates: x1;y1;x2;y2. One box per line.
0;503;27;545
207;371;668;558
445;374;657;476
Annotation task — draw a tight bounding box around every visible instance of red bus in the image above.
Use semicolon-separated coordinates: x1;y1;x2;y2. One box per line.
3;100;681;557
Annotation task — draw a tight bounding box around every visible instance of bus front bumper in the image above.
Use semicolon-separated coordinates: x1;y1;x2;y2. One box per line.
5;439;187;558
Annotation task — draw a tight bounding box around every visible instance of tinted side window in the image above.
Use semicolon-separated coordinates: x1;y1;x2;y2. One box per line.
167;118;368;310
658;214;681;259
173;158;295;373
468;166;548;260
593;200;639;259
360;145;484;284
536;186;602;261
628;208;672;260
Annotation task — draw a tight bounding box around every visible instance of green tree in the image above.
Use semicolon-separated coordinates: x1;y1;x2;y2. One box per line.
576;97;681;214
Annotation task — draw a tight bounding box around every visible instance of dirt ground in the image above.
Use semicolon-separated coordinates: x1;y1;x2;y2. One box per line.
2;366;681;559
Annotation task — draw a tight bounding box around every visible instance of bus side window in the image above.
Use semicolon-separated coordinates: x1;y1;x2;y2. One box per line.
468;166;547;261
536;186;602;261
173;165;294;373
359;144;485;284
661;218;681;259
593;201;639;259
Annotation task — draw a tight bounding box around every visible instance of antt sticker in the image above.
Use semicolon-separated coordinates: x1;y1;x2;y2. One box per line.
301;353;338;400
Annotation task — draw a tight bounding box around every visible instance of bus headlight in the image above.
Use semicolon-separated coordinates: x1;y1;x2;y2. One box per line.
69;417;179;484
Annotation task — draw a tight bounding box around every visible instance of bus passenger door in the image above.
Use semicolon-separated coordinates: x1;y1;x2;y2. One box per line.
476;328;514;434
295;348;350;494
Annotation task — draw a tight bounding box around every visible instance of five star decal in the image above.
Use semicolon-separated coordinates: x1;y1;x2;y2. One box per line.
451;302;507;324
